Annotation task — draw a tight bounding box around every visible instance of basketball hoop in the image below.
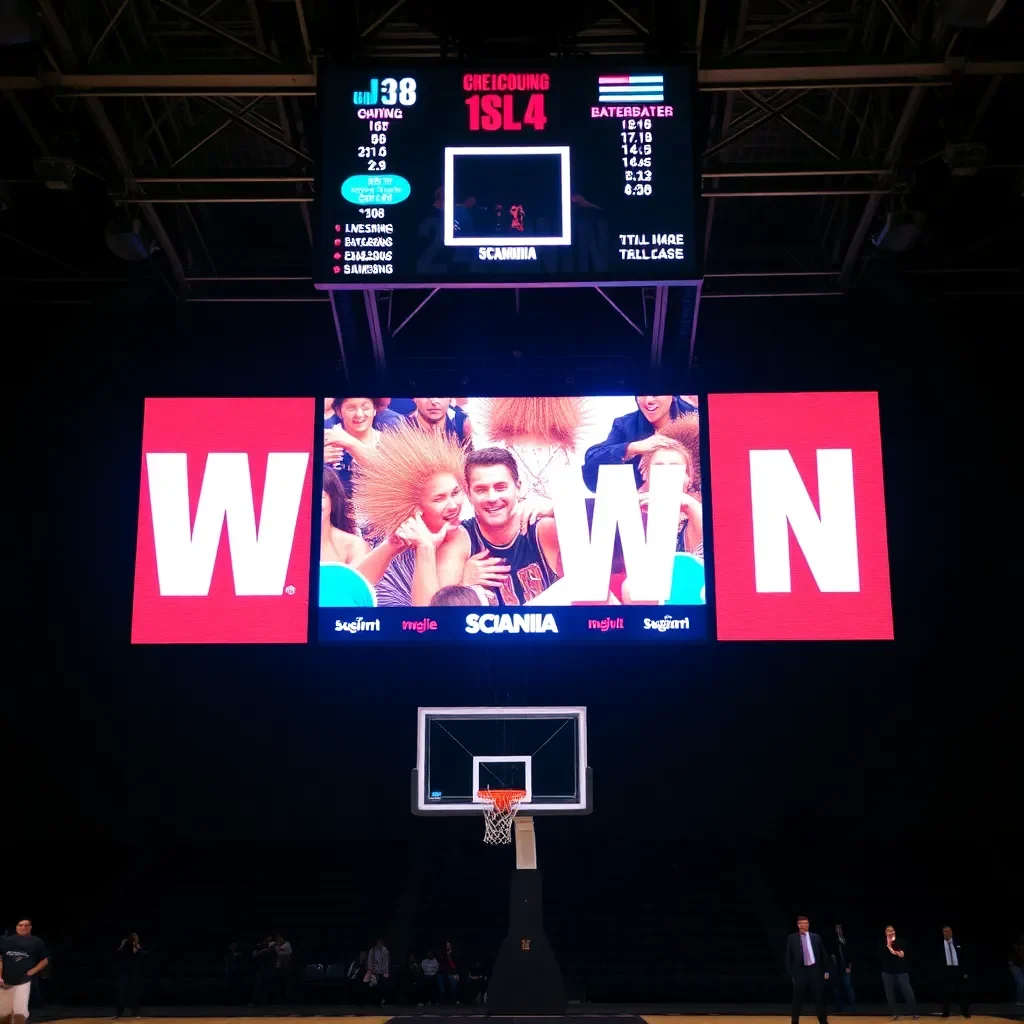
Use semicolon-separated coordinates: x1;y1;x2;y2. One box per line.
478;789;527;845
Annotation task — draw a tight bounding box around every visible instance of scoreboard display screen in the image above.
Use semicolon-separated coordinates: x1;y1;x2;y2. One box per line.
315;65;699;289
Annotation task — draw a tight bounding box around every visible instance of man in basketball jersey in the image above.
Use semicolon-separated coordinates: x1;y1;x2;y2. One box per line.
437;448;560;605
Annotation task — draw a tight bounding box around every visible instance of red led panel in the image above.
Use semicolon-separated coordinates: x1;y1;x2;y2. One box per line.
708;392;893;641
131;398;314;644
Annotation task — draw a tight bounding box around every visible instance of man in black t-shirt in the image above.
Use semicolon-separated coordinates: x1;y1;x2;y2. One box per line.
0;919;50;1023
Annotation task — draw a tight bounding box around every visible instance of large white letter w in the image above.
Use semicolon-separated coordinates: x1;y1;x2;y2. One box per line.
146;452;309;596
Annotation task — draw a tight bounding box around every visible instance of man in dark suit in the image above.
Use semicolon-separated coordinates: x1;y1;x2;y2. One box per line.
940;926;970;1018
785;916;830;1024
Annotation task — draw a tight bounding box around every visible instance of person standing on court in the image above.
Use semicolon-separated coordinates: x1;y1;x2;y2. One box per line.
939;926;970;1018
367;937;390;1005
831;923;856;1012
785;916;830;1024
880;925;918;1020
0;918;50;1024
115;932;145;1017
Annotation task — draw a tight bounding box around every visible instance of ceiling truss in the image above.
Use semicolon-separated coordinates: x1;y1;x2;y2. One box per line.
1;0;1022;374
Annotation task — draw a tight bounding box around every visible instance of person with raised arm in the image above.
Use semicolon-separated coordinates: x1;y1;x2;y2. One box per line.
880;925;918;1020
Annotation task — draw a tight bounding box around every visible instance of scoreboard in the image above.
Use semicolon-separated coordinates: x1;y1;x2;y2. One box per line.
315;65;700;289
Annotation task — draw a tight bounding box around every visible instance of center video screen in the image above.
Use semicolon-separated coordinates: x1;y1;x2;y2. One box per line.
317;396;707;642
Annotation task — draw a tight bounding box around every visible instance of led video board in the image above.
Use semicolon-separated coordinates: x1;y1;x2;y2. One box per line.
318;396;707;641
315;65;699;288
129;393;893;645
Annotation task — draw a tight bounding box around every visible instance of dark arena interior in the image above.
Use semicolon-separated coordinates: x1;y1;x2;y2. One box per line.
4;2;1019;1024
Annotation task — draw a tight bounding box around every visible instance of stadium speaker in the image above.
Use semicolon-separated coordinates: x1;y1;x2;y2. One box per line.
105;216;153;262
0;0;40;44
937;0;1007;28
872;211;927;252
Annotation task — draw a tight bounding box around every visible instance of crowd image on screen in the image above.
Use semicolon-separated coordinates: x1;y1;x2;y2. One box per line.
318;396;705;609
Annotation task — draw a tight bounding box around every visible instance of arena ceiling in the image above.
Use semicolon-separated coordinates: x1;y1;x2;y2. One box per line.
1;0;1021;374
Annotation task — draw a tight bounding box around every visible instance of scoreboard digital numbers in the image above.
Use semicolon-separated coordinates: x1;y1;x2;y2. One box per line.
315;65;699;289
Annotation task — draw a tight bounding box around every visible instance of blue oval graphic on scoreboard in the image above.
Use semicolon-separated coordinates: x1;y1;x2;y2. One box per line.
340;174;411;205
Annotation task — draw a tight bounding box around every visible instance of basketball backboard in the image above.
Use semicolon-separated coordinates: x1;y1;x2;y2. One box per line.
413;706;590;816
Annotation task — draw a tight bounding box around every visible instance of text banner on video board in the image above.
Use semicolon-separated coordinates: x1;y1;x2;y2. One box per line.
131;398;314;644
319;396;706;641
707;391;893;641
315;66;699;288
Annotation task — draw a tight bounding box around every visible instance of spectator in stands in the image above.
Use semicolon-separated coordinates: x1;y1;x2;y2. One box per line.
223;942;244;1002
832;923;856;1013
324;398;403;504
250;936;276;1005
346;951;368;1005
224;942;243;974
420;950;440;1005
274;934;293;1004
464;961;488;1005
115;932;144;1018
352;428;467;607
1011;935;1024;1006
582;395;698;491
321;467;370;565
880;925;918;1020
438;940;459;1003
399;953;423;1004
0;918;50;1024
1007;937;1024;1007
407;398;473;446
430;585;488;607
367;937;390;1005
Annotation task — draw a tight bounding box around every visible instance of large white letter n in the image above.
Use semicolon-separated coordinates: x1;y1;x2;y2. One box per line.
749;449;860;593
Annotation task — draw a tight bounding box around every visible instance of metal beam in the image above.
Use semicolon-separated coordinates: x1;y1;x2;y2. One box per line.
201;98;310;162
703;166;890;178
698;58;1023;90
2;60;1020;96
687;279;703;371
719;0;837;60
136;174;313;182
87;0;134;64
329;292;350;379
391;288;440;337
168;96;264;168
124;195;312;203
703;187;888;197
704;91;811;159
0;72;316;95
839;85;926;288
2;90;50;155
361;0;409;38
650;285;668;369
35;0;188;297
364;290;387;372
154;0;281;63
594;287;645;336
740;90;840;161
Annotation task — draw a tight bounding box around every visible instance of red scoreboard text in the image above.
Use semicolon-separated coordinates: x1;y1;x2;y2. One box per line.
131;398;314;644
464;70;549;132
708;392;893;641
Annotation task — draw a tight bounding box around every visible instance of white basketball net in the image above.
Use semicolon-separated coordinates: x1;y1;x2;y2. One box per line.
479;790;524;845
